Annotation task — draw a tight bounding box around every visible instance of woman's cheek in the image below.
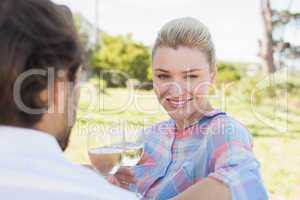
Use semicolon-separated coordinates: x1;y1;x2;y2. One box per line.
154;82;168;99
191;81;210;96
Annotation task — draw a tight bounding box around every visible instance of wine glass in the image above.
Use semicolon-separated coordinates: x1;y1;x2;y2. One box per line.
87;130;124;178
120;128;145;197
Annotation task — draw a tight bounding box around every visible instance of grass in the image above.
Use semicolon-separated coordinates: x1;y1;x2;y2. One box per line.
65;87;300;200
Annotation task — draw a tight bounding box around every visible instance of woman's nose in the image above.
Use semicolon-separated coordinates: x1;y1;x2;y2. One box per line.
167;81;188;96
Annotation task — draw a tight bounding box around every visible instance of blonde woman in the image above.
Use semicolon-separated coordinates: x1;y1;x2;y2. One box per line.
112;17;268;200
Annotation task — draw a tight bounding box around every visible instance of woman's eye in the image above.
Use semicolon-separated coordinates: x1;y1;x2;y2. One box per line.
185;74;198;79
157;74;170;80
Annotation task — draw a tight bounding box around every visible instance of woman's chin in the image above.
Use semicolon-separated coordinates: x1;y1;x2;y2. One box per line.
167;110;191;123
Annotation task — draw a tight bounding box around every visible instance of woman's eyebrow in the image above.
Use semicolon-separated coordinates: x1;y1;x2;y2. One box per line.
154;68;169;73
182;68;203;73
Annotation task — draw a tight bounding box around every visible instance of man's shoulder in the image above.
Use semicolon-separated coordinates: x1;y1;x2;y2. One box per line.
0;154;136;200
50;160;137;199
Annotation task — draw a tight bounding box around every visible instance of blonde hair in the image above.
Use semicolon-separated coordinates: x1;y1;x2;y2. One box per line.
153;17;216;70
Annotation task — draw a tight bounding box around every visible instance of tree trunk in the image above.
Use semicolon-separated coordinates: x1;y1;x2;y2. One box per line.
260;0;275;73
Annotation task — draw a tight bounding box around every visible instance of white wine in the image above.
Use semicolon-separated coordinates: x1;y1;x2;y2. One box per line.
88;147;123;176
121;143;144;166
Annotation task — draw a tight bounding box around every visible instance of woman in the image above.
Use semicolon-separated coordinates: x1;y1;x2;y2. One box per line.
112;17;268;200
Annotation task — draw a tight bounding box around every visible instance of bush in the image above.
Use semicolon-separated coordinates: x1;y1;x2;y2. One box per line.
240;75;282;105
126;78;140;88
277;81;300;95
90;34;151;87
216;62;241;84
217;70;241;83
101;72;128;88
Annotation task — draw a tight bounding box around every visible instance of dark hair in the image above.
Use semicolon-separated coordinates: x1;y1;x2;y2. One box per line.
0;0;83;127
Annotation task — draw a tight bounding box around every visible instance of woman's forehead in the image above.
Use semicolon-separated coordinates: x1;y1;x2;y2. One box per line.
153;65;209;73
152;46;210;71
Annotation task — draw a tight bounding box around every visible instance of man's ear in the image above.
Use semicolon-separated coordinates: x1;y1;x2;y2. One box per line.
38;88;49;109
39;79;64;113
54;79;67;114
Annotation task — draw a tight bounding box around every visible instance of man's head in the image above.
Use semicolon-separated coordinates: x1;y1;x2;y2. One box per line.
0;0;83;151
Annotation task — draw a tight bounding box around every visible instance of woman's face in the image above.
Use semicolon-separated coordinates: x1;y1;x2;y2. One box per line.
152;46;215;122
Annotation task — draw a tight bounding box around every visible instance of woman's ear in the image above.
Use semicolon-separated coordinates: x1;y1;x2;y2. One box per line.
209;67;217;84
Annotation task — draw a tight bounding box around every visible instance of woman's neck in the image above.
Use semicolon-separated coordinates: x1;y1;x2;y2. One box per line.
175;103;214;131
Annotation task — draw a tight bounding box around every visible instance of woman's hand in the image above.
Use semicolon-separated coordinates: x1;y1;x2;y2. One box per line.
107;167;137;189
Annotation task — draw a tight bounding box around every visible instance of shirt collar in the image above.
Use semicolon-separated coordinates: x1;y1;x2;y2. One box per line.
202;109;224;118
166;109;225;134
0;125;64;157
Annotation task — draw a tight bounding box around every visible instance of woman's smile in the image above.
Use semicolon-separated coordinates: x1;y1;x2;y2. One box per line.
165;97;193;109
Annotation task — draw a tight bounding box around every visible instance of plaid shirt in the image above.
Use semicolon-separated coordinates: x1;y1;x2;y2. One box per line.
130;110;268;200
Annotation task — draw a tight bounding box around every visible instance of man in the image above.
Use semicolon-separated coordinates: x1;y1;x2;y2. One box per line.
0;0;136;199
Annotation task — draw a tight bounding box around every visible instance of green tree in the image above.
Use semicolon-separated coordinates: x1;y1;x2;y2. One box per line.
259;0;300;73
91;33;151;87
216;62;241;84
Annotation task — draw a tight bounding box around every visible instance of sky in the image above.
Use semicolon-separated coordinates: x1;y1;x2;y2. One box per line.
53;0;300;63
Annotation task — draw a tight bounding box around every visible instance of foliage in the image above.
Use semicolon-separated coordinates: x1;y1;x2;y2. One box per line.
271;4;300;64
91;34;152;87
216;62;241;84
272;9;300;27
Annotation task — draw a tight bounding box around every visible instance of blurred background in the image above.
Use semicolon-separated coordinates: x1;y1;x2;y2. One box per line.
54;0;300;199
